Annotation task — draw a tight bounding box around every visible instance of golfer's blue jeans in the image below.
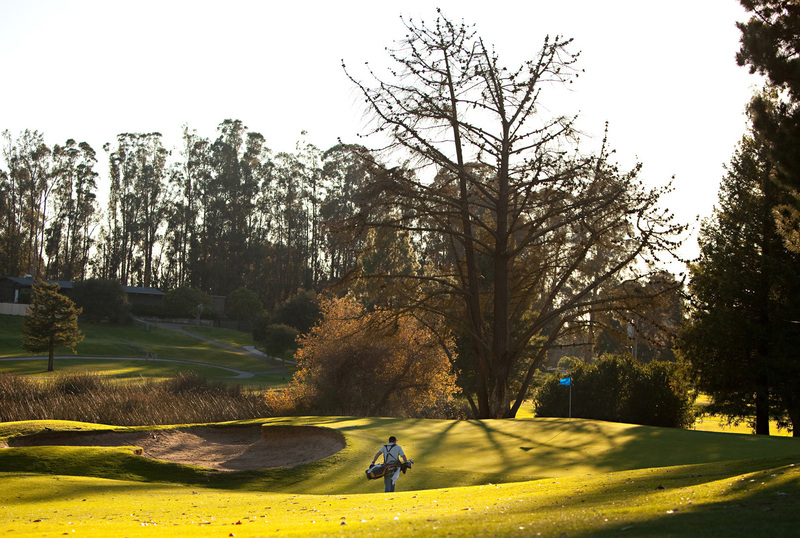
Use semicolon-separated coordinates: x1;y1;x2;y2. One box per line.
384;473;395;492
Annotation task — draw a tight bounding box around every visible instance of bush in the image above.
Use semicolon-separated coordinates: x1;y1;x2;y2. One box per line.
71;278;132;324
255;323;299;358
272;289;320;334
226;287;265;321
265;296;460;418
534;355;694;428
163;287;214;319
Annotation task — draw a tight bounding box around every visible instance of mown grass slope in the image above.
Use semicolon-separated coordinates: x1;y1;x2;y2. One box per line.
3;417;799;493
1;417;799;536
0;314;292;387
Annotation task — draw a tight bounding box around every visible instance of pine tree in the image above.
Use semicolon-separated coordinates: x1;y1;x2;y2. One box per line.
21;279;84;372
681;122;800;435
738;0;800;252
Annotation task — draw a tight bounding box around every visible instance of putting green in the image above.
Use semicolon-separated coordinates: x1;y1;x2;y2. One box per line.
3;417;798;496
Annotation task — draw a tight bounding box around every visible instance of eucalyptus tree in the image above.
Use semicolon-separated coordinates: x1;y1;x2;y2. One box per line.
1;130;53;278
46;139;99;280
344;12;683;418
320;143;376;282
103;132;168;287
190;119;272;295
205;119;265;294
296;139;324;287
267;150;312;298
161;125;205;290
0;138;23;276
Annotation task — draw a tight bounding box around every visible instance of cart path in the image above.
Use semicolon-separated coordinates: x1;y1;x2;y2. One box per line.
145;321;297;366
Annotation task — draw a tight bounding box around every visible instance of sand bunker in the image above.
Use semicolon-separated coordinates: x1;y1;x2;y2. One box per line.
7;424;346;472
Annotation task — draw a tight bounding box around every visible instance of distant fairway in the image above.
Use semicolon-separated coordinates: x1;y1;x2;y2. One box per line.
0;314;293;388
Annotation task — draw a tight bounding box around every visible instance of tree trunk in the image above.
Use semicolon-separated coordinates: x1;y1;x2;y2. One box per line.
489;133;512;419
789;407;800;437
47;336;55;372
755;387;770;435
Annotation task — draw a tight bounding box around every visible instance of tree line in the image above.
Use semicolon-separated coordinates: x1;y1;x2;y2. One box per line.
0;123;374;309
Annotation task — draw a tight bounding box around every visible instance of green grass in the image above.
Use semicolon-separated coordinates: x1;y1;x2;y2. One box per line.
1;417;799;536
181;325;256;348
0;315;23;356
0;314;294;388
1;314;259;365
2;315;800;534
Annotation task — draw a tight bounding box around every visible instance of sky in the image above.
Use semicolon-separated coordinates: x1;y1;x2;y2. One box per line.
0;0;761;266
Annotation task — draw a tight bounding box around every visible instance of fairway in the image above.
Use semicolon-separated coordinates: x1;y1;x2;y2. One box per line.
2;417;800;536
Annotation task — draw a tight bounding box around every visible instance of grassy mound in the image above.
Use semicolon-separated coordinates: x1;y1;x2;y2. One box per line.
3;417;800;493
1;417;799;535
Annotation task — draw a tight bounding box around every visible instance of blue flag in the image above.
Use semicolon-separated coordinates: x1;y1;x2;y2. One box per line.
559;377;571;386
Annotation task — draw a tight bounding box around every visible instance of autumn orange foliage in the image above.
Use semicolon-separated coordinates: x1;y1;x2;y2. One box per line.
265;296;459;417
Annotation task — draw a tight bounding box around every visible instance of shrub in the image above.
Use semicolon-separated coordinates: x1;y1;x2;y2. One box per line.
255;323;299;358
52;372;105;395
265;296;460;418
71;278;132;324
272;289;320;334
226;286;265;321
163;287;214;319
534;355;694;428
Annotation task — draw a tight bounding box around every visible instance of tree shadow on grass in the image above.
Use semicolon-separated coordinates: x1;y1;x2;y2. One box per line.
587;462;800;537
4;416;800;496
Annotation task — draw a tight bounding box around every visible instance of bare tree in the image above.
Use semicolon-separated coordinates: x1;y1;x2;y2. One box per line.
344;11;683;418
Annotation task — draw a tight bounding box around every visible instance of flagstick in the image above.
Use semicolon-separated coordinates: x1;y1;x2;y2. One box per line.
568;382;572;422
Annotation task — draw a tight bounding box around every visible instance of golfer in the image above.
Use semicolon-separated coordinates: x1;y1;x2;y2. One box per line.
371;436;408;492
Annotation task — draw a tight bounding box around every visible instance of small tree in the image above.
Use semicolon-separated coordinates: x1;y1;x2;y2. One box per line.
255;323;299;380
272;289;321;334
21;279;84;372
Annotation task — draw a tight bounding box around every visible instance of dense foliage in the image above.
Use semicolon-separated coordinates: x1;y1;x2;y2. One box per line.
265;296;460;418
0;125;373;314
162;286;214;319
534;355;694;428
225;286;265;321
680;121;800;436
70;278;131;324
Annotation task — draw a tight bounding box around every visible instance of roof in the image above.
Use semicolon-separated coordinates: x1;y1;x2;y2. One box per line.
2;277;165;296
123;285;165;297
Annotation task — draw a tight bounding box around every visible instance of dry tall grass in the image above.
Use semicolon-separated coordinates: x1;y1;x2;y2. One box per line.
0;372;273;425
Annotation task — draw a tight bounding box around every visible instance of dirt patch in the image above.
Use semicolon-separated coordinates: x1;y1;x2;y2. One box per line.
7;424;346;472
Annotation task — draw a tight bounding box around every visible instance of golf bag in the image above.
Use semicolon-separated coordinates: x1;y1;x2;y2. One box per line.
365;459;413;480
